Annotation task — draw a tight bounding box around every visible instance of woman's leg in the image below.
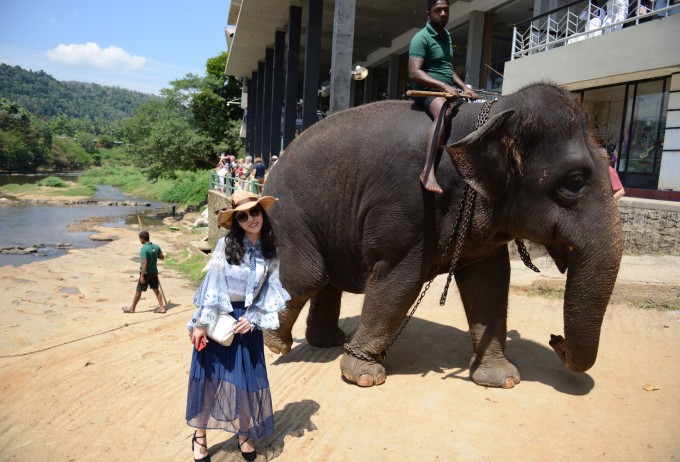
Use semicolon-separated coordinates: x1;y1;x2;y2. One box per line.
421;96;450;194
192;428;209;460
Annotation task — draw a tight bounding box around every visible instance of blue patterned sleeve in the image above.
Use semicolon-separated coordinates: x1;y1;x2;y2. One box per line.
186;239;234;331
245;258;290;330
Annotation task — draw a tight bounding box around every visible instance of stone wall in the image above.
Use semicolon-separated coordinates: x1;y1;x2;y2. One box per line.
207;190;230;249
618;197;680;255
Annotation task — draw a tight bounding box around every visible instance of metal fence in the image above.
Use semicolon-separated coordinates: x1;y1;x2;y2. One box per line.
209;171;264;197
512;0;680;59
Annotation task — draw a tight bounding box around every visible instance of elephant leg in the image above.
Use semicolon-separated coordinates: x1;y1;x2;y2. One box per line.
264;294;308;355
455;246;520;388
340;257;423;388
306;284;346;348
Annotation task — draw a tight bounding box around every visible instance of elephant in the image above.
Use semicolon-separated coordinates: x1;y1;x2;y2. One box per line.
263;83;623;389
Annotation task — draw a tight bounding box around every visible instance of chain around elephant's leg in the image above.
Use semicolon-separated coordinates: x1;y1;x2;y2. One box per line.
340;352;386;387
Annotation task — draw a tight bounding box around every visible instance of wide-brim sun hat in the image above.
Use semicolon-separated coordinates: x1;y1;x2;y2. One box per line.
216;190;277;228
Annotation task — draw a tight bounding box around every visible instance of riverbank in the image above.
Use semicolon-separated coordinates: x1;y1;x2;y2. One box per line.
0;221;679;461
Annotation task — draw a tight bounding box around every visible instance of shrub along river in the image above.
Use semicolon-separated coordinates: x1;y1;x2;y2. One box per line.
0;174;169;267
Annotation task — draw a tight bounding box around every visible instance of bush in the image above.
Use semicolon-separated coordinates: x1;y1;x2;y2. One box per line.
37;176;67;187
160;171;210;205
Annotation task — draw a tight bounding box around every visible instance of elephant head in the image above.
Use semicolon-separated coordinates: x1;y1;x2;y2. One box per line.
446;84;624;373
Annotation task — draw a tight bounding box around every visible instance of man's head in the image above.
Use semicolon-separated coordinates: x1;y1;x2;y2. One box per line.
427;0;449;29
138;231;150;243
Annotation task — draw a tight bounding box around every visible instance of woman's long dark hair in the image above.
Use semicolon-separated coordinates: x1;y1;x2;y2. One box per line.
224;205;277;265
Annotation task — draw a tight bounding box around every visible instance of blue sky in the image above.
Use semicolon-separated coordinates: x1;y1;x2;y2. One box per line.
0;0;232;94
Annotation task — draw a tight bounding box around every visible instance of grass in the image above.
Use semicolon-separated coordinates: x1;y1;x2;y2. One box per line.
636;300;680;311
0;181;95;198
165;249;207;285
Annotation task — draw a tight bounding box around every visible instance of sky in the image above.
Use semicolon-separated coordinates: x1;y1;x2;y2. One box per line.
0;0;233;95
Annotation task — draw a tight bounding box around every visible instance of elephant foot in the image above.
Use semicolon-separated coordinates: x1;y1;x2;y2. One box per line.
339;353;386;387
306;326;346;348
469;356;521;388
264;329;293;355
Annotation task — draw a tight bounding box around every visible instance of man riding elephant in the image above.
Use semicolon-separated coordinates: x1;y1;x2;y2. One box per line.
409;0;478;194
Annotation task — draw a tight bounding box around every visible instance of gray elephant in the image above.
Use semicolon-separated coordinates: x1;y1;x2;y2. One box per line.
263;83;623;388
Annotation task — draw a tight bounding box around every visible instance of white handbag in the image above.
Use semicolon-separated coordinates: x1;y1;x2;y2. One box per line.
206;313;237;346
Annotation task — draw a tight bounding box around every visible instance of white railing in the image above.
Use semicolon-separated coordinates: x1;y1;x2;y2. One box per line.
512;0;680;59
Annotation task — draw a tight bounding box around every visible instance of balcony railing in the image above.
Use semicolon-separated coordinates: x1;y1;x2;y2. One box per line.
512;0;680;60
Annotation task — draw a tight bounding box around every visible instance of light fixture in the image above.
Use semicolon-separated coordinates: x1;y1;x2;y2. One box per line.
351;65;368;80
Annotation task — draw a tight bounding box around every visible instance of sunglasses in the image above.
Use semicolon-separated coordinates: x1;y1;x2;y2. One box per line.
235;206;262;223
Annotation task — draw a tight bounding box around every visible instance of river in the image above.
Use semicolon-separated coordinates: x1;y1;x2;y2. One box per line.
0;174;169;267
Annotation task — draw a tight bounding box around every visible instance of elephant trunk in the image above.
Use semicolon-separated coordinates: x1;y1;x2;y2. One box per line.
551;222;624;372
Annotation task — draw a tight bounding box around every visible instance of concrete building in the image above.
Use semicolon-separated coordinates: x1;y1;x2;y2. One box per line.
224;0;680;198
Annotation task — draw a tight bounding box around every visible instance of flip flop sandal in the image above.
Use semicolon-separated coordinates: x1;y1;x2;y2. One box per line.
122;307;135;313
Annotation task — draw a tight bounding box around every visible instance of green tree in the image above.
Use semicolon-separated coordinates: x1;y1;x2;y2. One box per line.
121;52;245;178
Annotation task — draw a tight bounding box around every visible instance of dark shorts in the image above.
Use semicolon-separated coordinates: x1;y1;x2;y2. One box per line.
137;272;159;292
413;95;437;112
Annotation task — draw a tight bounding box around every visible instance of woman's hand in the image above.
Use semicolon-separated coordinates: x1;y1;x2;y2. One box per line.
190;327;208;348
234;316;251;334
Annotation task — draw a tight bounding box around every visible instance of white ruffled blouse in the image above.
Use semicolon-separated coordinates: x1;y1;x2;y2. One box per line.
187;237;290;331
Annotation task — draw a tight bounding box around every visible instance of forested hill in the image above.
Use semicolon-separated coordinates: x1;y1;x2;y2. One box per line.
0;64;160;121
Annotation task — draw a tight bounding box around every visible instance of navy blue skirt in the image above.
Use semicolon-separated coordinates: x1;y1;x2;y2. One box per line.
185;302;274;440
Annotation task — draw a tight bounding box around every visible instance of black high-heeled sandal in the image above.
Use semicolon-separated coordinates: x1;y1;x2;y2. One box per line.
192;431;211;462
237;436;257;462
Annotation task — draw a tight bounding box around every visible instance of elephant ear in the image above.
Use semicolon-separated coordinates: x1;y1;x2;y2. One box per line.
445;109;516;202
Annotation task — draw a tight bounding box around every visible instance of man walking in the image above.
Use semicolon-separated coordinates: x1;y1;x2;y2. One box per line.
122;231;166;313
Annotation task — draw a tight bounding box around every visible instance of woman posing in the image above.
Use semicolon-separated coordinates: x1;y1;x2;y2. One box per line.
186;190;290;461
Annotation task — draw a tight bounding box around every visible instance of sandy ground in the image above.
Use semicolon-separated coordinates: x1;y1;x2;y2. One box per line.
1;222;679;462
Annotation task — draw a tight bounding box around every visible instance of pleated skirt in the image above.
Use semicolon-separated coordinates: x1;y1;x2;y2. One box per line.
186;302;274;440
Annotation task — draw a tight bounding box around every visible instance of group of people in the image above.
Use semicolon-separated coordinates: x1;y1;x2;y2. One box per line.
216;151;279;195
121;2;628;461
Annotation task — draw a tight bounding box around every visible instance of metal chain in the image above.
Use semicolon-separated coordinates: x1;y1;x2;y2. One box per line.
515;238;540;273
476;100;494;129
439;185;476;305
367;184;472;360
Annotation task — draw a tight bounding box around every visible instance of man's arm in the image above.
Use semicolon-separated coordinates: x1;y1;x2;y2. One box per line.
408;56;478;99
158;250;164;261
140;258;148;282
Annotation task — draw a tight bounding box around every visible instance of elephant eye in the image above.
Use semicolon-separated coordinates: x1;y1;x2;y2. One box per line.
558;172;586;202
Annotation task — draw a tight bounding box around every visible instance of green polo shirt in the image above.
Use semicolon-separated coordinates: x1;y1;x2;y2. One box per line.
409;22;454;90
140;242;161;274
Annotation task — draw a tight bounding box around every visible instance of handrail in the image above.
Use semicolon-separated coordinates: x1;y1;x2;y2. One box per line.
511;0;680;60
209;171;263;197
514;0;584;27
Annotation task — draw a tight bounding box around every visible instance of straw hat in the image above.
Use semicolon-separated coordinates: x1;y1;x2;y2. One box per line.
216;190;277;228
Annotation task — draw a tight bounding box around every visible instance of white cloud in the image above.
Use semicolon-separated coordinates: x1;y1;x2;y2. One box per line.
46;42;146;70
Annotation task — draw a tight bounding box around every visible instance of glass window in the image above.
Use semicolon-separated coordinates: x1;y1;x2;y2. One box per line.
620;78;668;188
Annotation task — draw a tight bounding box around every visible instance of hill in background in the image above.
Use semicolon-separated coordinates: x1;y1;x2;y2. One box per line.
0;63;160;121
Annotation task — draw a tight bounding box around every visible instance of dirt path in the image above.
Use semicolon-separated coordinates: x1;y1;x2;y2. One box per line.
0;226;678;461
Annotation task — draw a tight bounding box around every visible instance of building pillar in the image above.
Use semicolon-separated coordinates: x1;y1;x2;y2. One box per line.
329;0;356;113
363;68;374;104
254;62;265;157
387;53;400;99
270;31;285;161
466;11;485;89
302;0;323;129
246;75;255;156
261;48;274;158
283;6;302;148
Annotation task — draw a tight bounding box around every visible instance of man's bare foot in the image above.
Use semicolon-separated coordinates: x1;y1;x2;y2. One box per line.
420;172;443;194
121;306;135;313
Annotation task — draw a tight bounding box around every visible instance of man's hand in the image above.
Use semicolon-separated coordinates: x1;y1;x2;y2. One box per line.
461;87;479;100
139;273;145;284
